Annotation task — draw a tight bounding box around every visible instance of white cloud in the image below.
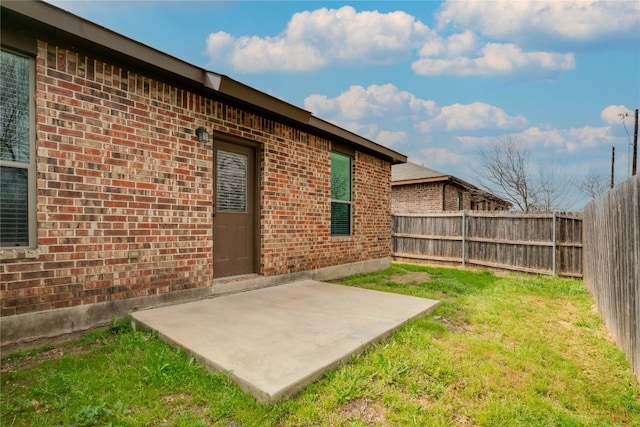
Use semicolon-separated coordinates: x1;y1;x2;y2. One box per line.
418;30;478;58
562;126;615;151
601;105;635;125
459;125;615;153
447;31;479;57
338;121;379;141
206;32;236;64
205;4;584;80
304;84;437;145
418;148;466;165
206;6;433;72
436;0;640;43
376;130;408;147
519;127;568;148
206;32;326;72
413;42;575;77
304;84;437;122
418;102;527;132
306;87;529;146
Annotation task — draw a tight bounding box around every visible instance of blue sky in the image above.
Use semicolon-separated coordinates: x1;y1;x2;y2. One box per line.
47;1;639;209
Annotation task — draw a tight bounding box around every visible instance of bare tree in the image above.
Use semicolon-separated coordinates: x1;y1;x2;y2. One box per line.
475;138;576;213
475;138;533;212
532;165;577;212
578;171;609;199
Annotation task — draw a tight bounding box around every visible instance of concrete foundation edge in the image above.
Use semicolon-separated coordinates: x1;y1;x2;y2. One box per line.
0;257;390;351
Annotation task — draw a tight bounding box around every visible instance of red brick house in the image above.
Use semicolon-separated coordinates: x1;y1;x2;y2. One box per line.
0;1;406;347
392;162;511;213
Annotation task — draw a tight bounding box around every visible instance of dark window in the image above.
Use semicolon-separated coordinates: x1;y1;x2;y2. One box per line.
331;152;352;236
456;192;463;210
1;49;34;248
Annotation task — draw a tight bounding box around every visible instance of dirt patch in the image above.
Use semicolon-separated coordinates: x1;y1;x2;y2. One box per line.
434;315;473;335
1;348;66;373
389;271;431;284
1;339;103;373
339;397;387;425
162;393;193;404
452;413;474;425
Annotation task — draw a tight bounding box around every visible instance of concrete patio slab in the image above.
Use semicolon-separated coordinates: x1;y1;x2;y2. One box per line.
131;280;440;403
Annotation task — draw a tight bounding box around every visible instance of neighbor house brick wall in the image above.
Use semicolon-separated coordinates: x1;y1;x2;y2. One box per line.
0;40;393;317
391;182;445;212
392;182;475;213
443;183;470;211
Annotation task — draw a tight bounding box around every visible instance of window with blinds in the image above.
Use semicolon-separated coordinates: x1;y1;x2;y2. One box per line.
217;150;248;213
331;152;352;236
1;49;34;248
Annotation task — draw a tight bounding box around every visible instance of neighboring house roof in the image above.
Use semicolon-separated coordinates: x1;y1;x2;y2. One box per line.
391;162;450;183
392;162;472;187
1;0;407;165
391;162;512;207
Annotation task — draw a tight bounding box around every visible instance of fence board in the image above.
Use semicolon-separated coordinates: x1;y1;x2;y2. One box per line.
391;211;583;278
583;174;639;382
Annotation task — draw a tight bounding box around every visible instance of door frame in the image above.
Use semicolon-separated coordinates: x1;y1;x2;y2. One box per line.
212;131;261;277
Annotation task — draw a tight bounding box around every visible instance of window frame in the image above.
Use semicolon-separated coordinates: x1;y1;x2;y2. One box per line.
330;151;353;237
0;48;37;249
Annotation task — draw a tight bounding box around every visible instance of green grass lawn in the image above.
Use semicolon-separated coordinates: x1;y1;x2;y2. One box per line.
2;264;639;426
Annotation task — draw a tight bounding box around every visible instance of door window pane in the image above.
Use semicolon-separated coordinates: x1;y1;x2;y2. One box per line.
0;167;29;246
217;150;247;213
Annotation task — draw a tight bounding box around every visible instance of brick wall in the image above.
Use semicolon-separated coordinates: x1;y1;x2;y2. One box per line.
391;182;445;212
0;41;392;317
443;183;470;211
392;182;474;213
260;139;391;276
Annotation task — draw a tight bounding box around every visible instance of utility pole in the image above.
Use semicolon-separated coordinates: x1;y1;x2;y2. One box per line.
611;146;615;188
633;109;638;176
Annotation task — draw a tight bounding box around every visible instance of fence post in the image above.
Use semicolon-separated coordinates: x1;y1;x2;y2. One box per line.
461;210;466;267
552;212;557;276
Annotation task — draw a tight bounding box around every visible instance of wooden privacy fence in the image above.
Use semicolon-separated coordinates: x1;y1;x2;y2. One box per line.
392;211;583;277
583;174;639;382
